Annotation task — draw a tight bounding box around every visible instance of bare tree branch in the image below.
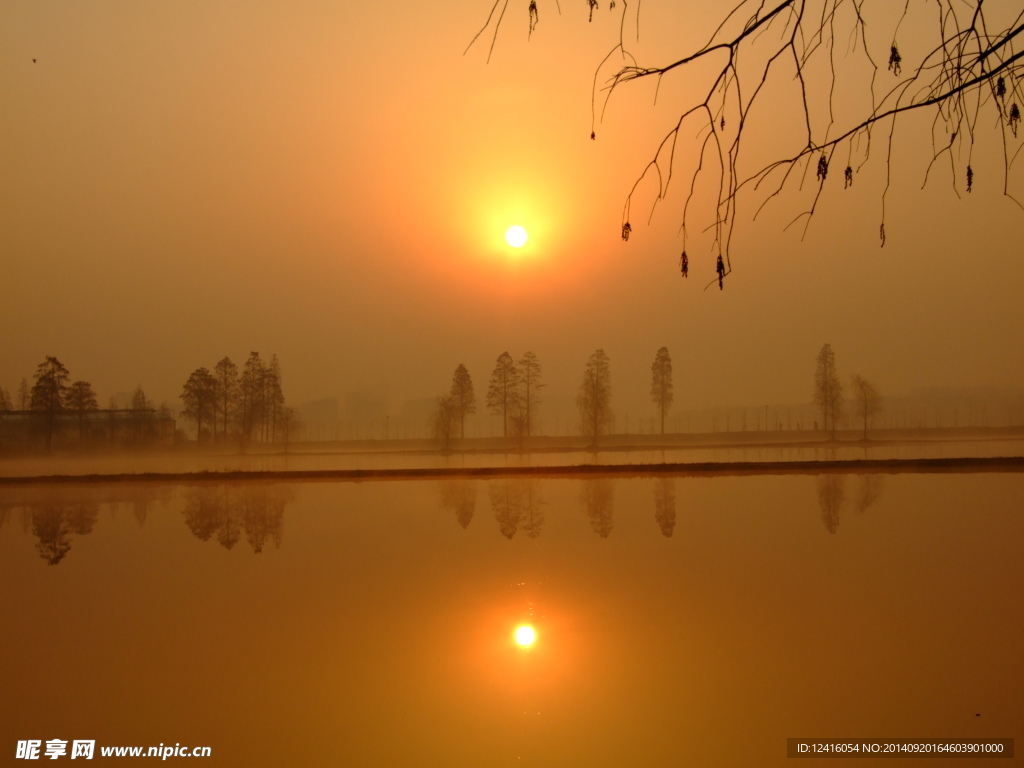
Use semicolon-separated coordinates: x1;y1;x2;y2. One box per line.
468;1;1024;287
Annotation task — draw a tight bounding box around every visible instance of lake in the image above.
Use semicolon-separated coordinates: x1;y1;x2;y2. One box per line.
1;471;1020;766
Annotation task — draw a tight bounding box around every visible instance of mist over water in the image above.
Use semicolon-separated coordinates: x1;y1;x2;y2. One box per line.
1;473;1020;766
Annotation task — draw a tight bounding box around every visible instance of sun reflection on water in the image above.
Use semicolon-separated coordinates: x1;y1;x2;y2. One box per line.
514;624;537;648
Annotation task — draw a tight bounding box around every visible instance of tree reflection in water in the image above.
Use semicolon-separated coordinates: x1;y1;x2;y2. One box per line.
1;485;170;565
653;477;676;537
31;502;99;565
853;474;883;514
817;474;846;534
181;484;291;553
487;480;544;539
489;481;520;539
580;478;614;538
438;479;477;529
816;473;886;533
519;480;544;539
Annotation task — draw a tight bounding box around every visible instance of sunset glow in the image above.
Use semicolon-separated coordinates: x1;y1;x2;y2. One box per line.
514;625;536;647
504;225;528;248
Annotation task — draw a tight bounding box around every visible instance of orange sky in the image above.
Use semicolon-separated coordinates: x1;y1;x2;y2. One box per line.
2;0;1022;423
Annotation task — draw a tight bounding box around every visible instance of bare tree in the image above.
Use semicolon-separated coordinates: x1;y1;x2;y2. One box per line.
813;343;844;439
851;374;882;439
450;363;476;438
66;380;99;445
469;1;1024;285
650;346;674;435
486;351;520;438
577;348;614;447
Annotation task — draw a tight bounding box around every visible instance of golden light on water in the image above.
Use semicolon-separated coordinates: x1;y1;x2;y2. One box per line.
504;225;528;248
514;624;537;647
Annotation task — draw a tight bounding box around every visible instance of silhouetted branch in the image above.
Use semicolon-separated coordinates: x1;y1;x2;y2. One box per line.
468;1;1024;286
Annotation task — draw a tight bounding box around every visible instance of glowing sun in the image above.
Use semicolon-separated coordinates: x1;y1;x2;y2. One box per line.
514;625;537;647
505;225;528;248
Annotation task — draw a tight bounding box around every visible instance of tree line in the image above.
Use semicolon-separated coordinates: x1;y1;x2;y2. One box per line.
0;356;169;451
429;342;881;449
432;347;676;449
813;343;882;439
179;352;296;447
0;352;296;452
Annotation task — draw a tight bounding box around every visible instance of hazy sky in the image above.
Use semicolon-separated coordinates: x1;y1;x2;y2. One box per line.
2;0;1022;422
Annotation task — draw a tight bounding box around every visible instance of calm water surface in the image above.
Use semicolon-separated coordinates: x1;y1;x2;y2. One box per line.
1;472;1020;766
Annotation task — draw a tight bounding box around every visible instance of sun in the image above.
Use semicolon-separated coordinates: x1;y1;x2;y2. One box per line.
514;624;537;647
505;225;528;248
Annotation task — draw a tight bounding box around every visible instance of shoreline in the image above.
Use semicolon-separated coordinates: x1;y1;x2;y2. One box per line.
1;455;1022;486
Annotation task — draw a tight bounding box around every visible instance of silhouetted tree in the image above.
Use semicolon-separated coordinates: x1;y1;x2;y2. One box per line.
66;380;99;444
181;368;217;443
650;347;674;435
851;374;882;440
487;351;520;438
238;352;266;445
470;1;1024;283
517;351;544;439
213;357;239;442
813;344;844;439
30;356;70;450
449;364;476;439
264;354;285;442
0;386;12;411
577;349;613;447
